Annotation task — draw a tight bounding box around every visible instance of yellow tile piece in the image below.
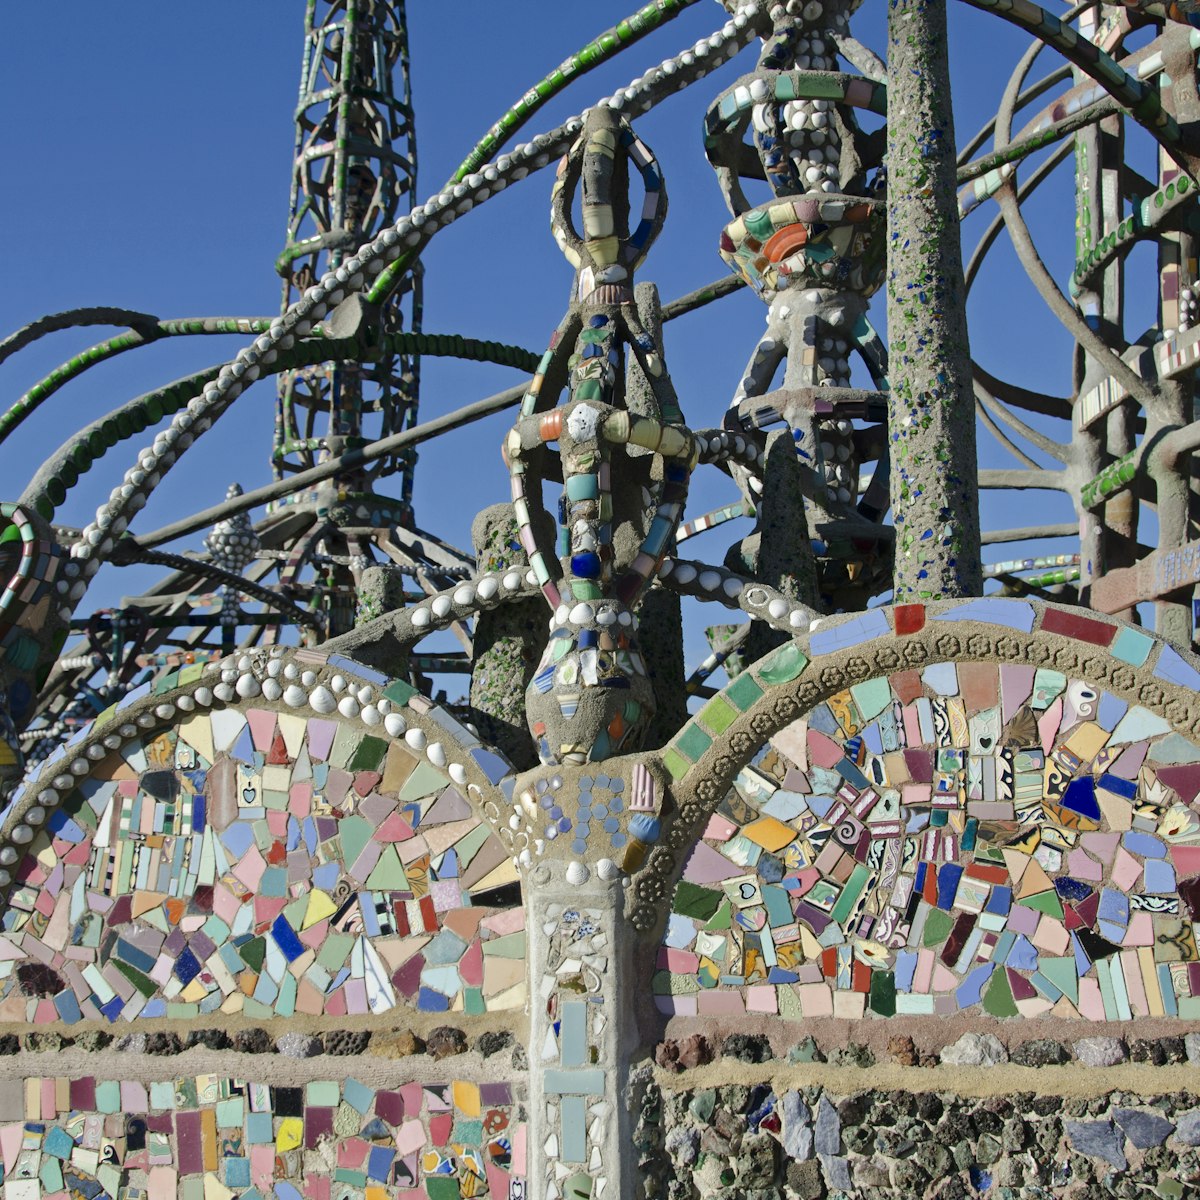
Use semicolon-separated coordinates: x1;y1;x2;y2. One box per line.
452;1081;481;1117
276;1117;303;1153
1064;722;1108;763
302;889;338;930
1139;946;1164;1017
1016;858;1053;898
741;816;798;853
203;1173;234;1200
178;714;215;765
382;742;418;794
201;1109;218;1172
130;892;166;919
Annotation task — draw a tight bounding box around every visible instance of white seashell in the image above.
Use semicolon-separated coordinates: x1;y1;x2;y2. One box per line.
309;686;335;714
236;675;261;699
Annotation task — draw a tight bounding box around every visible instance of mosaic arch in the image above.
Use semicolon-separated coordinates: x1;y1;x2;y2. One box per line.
0;648;527;1025
650;598;1200;1023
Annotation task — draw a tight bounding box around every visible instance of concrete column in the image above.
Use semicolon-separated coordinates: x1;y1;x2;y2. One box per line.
886;0;981;600
525;863;635;1200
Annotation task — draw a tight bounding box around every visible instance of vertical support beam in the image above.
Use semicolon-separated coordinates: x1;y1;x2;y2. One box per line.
526;865;635;1200
885;0;981;601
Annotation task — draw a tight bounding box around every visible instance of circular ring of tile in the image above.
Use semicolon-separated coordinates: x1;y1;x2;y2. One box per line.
642;598;1200;941
0;647;522;910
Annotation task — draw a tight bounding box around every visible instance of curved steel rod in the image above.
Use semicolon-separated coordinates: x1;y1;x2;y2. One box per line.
0;318;278;446
0;306;158;368
131;382;528;549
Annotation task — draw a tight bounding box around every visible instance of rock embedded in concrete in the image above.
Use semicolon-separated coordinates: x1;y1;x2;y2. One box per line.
1073;1036;1128;1067
780;1091;813;1161
1065;1119;1127;1170
275;1031;322;1059
1010;1039;1070;1067
1113;1107;1175;1149
940;1032;1008;1067
814;1095;841;1156
1175;1110;1200;1146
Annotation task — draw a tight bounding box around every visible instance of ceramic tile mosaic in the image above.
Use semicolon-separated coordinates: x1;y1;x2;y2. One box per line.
0;707;524;1022
2;1074;524;1200
658;663;1200;1020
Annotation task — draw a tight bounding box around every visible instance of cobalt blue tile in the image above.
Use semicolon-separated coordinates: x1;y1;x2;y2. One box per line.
270;915;305;962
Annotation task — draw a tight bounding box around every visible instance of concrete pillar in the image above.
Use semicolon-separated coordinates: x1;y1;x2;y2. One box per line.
525;862;635;1200
886;0;981;600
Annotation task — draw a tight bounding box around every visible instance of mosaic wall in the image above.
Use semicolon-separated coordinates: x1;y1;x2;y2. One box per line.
0;698;524;1023
0;1073;525;1200
659;660;1200;1021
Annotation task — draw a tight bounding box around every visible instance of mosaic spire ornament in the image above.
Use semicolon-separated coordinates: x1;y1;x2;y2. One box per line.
508;107;692;765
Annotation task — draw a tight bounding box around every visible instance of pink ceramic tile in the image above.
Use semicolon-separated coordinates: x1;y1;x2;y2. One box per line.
1081;832;1120;861
1121;949;1148;1015
746;984;778;1013
1077;976;1107;1021
1038;699;1062;754
1111;847;1142;892
1066;849;1102;881
697;990;746;1015
1124;912;1153;946
798;983;833;1016
702;814;738;841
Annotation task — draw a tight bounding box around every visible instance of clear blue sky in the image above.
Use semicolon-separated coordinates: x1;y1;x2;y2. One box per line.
0;2;1121;690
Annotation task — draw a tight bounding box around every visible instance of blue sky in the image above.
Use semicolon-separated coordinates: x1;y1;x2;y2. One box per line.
0;2;1127;690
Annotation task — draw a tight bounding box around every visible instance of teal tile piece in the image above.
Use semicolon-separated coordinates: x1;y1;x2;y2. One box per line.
676;722;713;762
344;1078;375;1115
850;676;891;721
544;1068;605;1095
1111;625;1153;666
95;1080;121;1114
1109;705;1171;745
562;1095;587;1163
560;999;588;1068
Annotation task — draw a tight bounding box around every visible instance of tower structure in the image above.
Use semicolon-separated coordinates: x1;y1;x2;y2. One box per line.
274;0;423;518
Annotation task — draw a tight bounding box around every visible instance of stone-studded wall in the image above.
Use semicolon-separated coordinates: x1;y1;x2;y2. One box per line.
643;1030;1200;1197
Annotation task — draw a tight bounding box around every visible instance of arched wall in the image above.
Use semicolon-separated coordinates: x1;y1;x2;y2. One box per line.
0;647;531;1200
